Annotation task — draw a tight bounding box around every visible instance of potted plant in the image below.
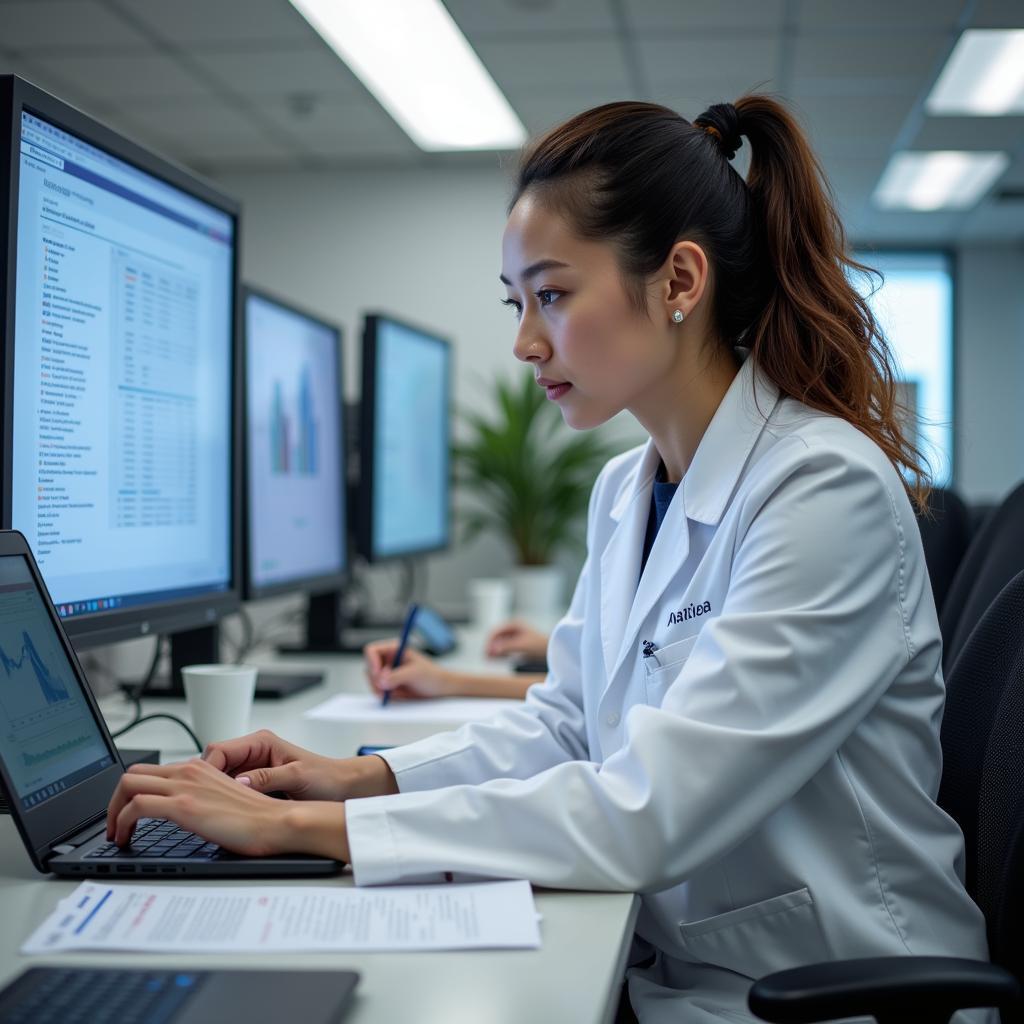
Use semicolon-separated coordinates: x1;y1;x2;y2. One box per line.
453;369;618;618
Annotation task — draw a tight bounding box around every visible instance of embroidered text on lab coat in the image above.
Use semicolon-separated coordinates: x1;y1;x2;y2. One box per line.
667;602;712;626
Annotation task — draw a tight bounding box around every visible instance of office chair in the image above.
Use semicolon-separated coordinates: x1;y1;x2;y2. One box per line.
748;570;1024;1024
918;488;971;617
940;481;1024;674
968;503;997;543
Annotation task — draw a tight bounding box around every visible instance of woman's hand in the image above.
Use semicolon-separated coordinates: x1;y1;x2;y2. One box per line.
363;640;458;700
201;729;397;802
104;758;350;860
485;620;549;661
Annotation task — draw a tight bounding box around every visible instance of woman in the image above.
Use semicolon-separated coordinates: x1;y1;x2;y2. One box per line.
106;97;990;1022
363;619;549;701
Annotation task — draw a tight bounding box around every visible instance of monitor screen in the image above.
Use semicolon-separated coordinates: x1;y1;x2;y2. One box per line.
360;315;451;561
7;100;236;635
244;290;346;595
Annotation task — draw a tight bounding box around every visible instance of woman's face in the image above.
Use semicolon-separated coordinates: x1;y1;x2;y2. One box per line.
500;193;678;431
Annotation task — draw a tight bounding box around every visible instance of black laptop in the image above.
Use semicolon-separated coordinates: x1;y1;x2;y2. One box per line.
0;966;359;1024
0;530;341;878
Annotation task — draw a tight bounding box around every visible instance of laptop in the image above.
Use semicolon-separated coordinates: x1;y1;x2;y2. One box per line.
0;966;359;1024
0;530;342;878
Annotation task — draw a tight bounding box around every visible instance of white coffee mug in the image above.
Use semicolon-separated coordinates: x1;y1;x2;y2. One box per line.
181;664;257;749
467;577;513;634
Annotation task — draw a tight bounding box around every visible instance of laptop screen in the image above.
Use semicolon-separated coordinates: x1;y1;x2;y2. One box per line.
0;555;114;812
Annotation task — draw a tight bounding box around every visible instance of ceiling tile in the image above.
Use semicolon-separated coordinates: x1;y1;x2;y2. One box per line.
111;98;293;163
32;51;212;101
968;0;1024;27
259;96;418;159
911;115;1024;152
788;94;915;156
792;30;950;79
505;87;645;134
123;0;317;44
625;0;786;32
639;35;784;97
0;1;148;49
189;44;364;99
474;36;631;91
111;97;269;142
0;52;98;102
444;0;617;36
799;0;964;31
645;89;725;118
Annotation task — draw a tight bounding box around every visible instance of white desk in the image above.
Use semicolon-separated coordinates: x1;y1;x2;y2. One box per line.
0;643;639;1024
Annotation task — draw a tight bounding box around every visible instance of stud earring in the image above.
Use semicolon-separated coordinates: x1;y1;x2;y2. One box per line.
672;309;685;324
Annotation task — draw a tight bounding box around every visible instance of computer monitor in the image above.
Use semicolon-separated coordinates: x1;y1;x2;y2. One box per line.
240;288;353;673
243;288;346;601
356;313;452;564
0;76;240;669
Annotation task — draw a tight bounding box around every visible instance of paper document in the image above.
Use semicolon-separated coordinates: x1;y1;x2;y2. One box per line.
304;693;520;725
23;879;540;954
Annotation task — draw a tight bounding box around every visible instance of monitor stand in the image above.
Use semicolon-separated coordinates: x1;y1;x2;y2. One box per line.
142;624;323;700
139;624;219;698
276;591;373;657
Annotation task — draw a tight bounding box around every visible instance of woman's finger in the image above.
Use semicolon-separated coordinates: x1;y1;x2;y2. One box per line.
105;771;178;839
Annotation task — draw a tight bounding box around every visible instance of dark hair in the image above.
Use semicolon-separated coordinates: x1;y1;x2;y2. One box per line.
510;97;929;508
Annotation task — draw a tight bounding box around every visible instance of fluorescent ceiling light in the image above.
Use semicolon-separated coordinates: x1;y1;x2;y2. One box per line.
927;29;1024;115
287;0;527;151
873;151;1009;210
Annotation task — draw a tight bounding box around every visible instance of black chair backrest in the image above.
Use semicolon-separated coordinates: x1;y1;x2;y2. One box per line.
936;569;1024;978
917;488;971;617
940;481;1024;673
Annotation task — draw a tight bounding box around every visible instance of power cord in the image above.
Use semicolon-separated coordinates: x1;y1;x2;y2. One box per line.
108;637;203;753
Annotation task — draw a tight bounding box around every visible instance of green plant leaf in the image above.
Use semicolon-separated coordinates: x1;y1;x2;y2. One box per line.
452;368;620;564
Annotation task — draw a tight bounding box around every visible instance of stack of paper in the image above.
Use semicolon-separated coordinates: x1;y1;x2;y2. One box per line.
23;879;540;954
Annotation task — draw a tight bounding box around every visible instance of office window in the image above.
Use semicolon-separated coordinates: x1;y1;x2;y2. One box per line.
852;251;954;488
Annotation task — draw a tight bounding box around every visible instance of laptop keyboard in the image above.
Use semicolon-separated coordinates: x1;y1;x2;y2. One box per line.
0;966;206;1024
86;818;221;860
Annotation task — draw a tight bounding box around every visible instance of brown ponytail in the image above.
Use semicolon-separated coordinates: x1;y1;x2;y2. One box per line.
733;96;929;508
512;96;930;508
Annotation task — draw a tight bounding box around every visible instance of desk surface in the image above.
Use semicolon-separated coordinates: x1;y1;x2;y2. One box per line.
0;642;639;1024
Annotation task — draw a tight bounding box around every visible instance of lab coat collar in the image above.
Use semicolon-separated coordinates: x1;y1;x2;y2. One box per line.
682;349;780;525
600;351;780;684
608;350;781;526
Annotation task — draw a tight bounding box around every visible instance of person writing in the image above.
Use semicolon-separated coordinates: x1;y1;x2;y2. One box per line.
106;96;990;1022
363;619;549;701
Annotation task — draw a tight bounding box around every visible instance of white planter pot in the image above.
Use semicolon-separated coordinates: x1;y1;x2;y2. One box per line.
512;565;565;620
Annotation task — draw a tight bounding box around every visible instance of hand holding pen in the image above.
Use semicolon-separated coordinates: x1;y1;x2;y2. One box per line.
381;603;419;707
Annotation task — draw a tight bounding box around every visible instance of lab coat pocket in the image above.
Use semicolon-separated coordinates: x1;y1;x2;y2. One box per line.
678;887;831;981
643;633;699;705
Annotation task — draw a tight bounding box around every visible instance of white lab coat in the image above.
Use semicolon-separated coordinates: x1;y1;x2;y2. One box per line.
346;352;991;1023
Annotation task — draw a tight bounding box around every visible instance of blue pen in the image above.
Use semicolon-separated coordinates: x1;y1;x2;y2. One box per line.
382;603;419;707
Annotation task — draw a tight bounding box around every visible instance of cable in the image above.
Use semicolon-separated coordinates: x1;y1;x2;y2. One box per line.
220;606;257;664
108;637;202;753
111;712;202;753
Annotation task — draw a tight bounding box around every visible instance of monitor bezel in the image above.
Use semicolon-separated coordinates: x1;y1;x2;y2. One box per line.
357;312;453;564
241;285;349;602
0;75;242;649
